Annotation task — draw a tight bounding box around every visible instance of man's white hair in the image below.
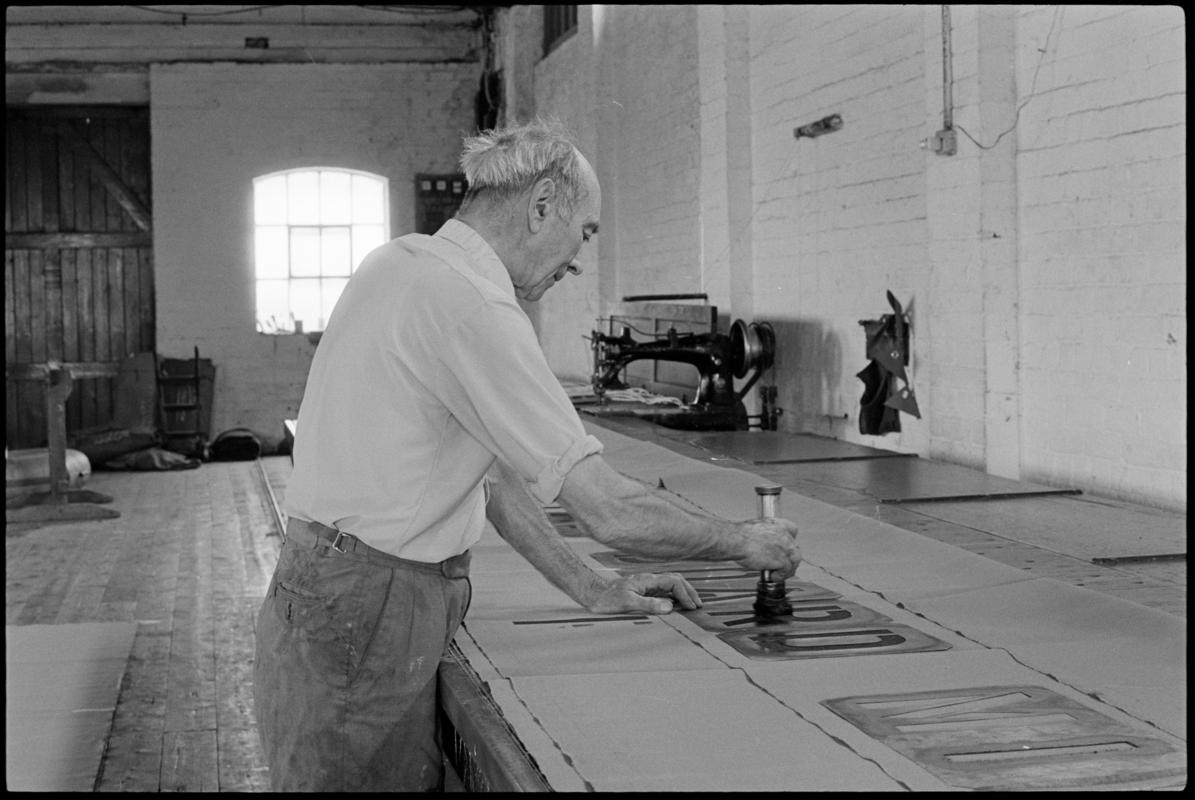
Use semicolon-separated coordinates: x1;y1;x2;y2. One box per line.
458;117;587;216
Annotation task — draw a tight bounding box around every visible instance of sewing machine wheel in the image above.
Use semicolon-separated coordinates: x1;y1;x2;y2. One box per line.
730;320;775;378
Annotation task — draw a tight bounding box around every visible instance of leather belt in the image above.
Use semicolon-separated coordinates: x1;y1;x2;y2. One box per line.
285;517;471;579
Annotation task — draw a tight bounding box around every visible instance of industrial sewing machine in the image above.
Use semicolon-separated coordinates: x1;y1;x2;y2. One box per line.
589;316;776;431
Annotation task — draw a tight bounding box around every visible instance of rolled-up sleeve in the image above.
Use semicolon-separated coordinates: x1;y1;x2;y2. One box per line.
433;297;603;505
529;431;603;503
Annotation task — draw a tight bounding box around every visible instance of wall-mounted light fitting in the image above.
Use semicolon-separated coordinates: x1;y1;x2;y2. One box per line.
793;114;843;139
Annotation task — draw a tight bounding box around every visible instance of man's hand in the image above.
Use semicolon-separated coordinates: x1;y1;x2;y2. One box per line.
734;518;802;581
585;572;702;615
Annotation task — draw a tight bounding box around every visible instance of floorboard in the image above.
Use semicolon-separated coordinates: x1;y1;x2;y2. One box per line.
5;461;280;792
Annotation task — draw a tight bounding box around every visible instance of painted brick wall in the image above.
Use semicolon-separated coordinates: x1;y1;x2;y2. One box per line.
595;6;704;302
495;5;1187;510
511;6;706;382
748;5;931;444
151;63;476;448
1014;6;1186;507
923;7;1016;475
695;6;733;314
522;11;601;382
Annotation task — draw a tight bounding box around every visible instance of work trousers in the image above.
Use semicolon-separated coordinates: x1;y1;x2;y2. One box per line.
254;519;472;792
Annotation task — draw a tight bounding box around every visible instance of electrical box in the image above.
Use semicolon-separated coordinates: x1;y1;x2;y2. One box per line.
415;174;468;234
923;128;957;156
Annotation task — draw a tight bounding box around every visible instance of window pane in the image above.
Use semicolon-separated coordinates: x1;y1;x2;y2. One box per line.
321;278;349;327
255;225;289;279
255;175;288;224
290;227;321;276
287;171;320;224
352;224;386;269
290;279;322;332
320;171;352;225
321;227;352;276
256;279;290;332
352;175;385;223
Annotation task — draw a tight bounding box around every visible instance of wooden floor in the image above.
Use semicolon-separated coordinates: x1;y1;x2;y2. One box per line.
5;452;1186;791
6;460;283;791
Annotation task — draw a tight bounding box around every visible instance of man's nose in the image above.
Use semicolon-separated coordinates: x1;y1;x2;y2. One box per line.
566;259;582;276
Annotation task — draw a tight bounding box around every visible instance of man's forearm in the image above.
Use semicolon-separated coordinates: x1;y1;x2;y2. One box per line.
558;454;748;563
485;463;611;609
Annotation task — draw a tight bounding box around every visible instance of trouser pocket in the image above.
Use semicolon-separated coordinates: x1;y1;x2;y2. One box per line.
265;542;392;688
443;577;472;652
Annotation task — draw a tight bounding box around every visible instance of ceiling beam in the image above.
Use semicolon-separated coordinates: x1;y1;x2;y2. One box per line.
6;22;481;65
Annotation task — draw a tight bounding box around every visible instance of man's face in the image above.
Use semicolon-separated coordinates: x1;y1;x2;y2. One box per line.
516;157;601;302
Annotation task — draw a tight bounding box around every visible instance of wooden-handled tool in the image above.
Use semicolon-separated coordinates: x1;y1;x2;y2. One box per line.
752;485;793;621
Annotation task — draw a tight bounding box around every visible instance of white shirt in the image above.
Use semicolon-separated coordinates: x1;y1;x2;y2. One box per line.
284;219;603;561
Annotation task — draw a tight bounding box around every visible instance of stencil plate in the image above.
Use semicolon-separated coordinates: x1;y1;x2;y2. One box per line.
588;552;949;661
822;685;1186;790
781;457;1079;503
588;553;841;605
717;624;951;661
682;597;891;633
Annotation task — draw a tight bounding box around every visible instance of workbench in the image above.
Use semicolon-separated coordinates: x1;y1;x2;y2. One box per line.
443;419;1186;791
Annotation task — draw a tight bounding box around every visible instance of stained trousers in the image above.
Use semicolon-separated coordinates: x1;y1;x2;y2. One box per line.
254;519;471;792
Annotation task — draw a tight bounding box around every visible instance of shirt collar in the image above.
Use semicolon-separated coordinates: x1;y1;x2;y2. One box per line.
434;219;515;299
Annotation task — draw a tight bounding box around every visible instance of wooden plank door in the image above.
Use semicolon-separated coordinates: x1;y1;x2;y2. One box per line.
5;106;155;449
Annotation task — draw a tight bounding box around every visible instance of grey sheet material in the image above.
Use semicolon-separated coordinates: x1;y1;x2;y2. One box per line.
899;495;1187;561
775;456;1080;503
6;622;138;791
685;430;917;463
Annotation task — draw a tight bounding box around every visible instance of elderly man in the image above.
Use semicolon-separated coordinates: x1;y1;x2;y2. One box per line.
254;119;801;791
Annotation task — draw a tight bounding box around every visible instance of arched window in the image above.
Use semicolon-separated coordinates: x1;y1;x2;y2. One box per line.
253;168;389;334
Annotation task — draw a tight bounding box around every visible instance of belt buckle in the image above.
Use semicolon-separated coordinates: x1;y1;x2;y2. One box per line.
331;529;351;554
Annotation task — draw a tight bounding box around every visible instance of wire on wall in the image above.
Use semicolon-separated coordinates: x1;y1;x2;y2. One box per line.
697;145;802;296
356;5;473;15
941;5;953;131
127;5;278;19
952;5;1065;151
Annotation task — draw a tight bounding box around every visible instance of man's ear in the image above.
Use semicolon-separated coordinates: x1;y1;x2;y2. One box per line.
527;177;556;232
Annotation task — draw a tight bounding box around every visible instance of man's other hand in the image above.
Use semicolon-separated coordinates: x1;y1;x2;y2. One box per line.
586;572;702;615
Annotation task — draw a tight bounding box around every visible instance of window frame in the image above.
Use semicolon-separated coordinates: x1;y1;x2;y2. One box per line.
543;4;577;57
252;167;390;335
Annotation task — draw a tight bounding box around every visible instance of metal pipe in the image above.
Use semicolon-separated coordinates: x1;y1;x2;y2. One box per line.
942;5;954;130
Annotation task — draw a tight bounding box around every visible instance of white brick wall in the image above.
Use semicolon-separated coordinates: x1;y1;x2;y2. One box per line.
749;5;930;442
1015;5;1186;509
521;11;601;382
695;5;735;314
595;6;704;302
484;5;1187;510
151;62;476;447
